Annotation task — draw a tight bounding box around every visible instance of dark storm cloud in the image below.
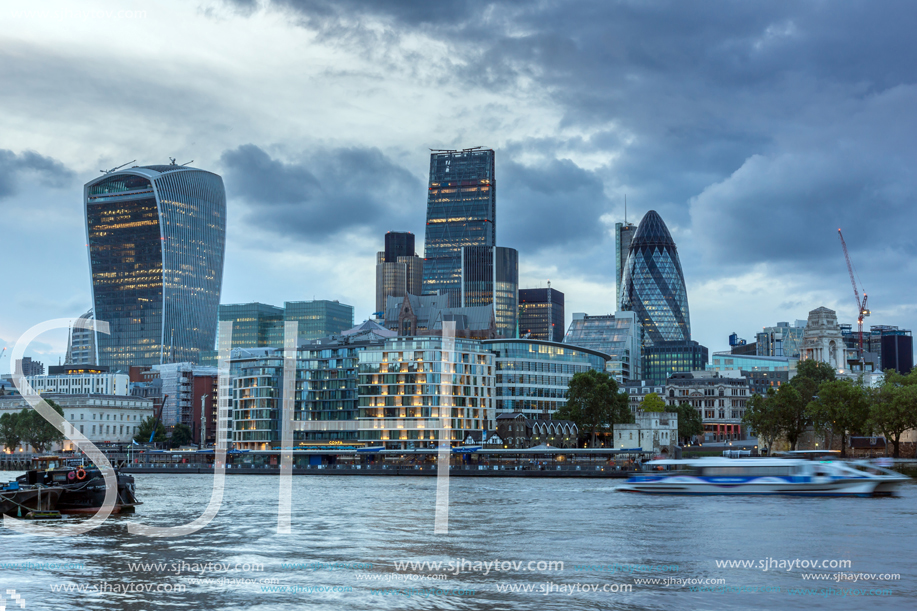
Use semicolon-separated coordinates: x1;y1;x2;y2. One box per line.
0;149;74;200
220;144;424;240
237;1;917;273
499;155;611;251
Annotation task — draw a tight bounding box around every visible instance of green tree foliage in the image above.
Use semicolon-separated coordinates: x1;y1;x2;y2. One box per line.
134;416;167;444
640;392;667;412
674;401;704;445
794;359;837;386
16;399;65;453
0;412;23;451
170;423;193;448
556;370;632;447
743;389;782;452
772;384;808;451
808;379;869;458
869;369;917;458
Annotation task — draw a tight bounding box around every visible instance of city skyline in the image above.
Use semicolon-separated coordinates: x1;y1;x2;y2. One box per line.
2;1;916;368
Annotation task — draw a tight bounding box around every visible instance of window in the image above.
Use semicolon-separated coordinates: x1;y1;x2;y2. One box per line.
92;425;96;434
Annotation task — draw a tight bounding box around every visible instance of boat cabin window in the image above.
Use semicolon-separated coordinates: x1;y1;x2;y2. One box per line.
700;466;794;476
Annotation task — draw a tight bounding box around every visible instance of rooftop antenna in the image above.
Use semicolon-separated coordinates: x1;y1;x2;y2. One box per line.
100;160;136;174
180;160;194;166
624;194;627;224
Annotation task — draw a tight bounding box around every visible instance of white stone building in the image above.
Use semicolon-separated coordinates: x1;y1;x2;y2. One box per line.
801;306;855;370
25;372;130;396
0;393;154;451
615;411;678;453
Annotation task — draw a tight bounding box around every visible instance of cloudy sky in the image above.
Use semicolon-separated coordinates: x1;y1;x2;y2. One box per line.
2;0;916;365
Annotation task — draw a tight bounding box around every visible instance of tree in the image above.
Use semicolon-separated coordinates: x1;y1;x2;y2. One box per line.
170;423;193;448
772;384;809;451
0;412;23;451
743;390;782;452
556;370;632;447
808;379;869;457
795;359;837;386
16;399;65;453
640;392;667;412
674;401;703;445
869;374;917;458
134;416;167;444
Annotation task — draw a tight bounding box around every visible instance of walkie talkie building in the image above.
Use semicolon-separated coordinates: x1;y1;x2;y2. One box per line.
84;164;226;369
423;148;495;307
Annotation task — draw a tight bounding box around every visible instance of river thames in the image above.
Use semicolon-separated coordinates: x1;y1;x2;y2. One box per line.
1;473;914;610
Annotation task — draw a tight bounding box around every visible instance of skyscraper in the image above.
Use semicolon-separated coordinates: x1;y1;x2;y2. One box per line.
376;231;423;313
85;164;226;369
423;148;495;306
518;287;565;342
615;221;637;310
461;245;518;338
619;211;690;345
65;309;97;366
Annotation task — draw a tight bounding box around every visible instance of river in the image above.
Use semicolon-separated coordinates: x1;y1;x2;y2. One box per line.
1;473;914;610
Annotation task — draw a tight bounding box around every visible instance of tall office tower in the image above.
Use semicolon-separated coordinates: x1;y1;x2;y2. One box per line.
383;231;415;262
461;245;518;338
423;148;496;306
284;300;354;343
65;309;97;366
615;221;637;309
375;231;423;313
218;303;285;349
518;287;565;342
84;163;226;369
620;210;690;345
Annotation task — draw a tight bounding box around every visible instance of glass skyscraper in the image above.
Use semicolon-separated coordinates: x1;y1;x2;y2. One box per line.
615;221;637;310
84;164;226;369
423;148;496;306
461;245;518;339
284;300;354;343
376;231;423;313
219;303;285;349
619;210;690;345
518;287;565;343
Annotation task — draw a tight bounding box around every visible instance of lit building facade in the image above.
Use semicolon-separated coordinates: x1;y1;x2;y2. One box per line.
84;164;226;369
518;287;565;343
357;337;494;449
461;245;518;338
483;339;608;421
230;348;283;448
376;232;423;313
423;148;496;306
563;311;642;381
619;210;690;345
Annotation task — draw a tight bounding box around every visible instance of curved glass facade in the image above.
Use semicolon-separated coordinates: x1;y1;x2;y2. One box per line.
484;339;609;420
85;165;226;368
620;210;690;345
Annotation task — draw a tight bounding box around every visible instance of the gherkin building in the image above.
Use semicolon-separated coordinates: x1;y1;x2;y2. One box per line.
619;210;690;345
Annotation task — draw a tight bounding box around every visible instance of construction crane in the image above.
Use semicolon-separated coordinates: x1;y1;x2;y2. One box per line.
838;229;870;356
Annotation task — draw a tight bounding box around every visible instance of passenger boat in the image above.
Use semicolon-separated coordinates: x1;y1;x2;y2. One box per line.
617;458;910;497
15;464;141;514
